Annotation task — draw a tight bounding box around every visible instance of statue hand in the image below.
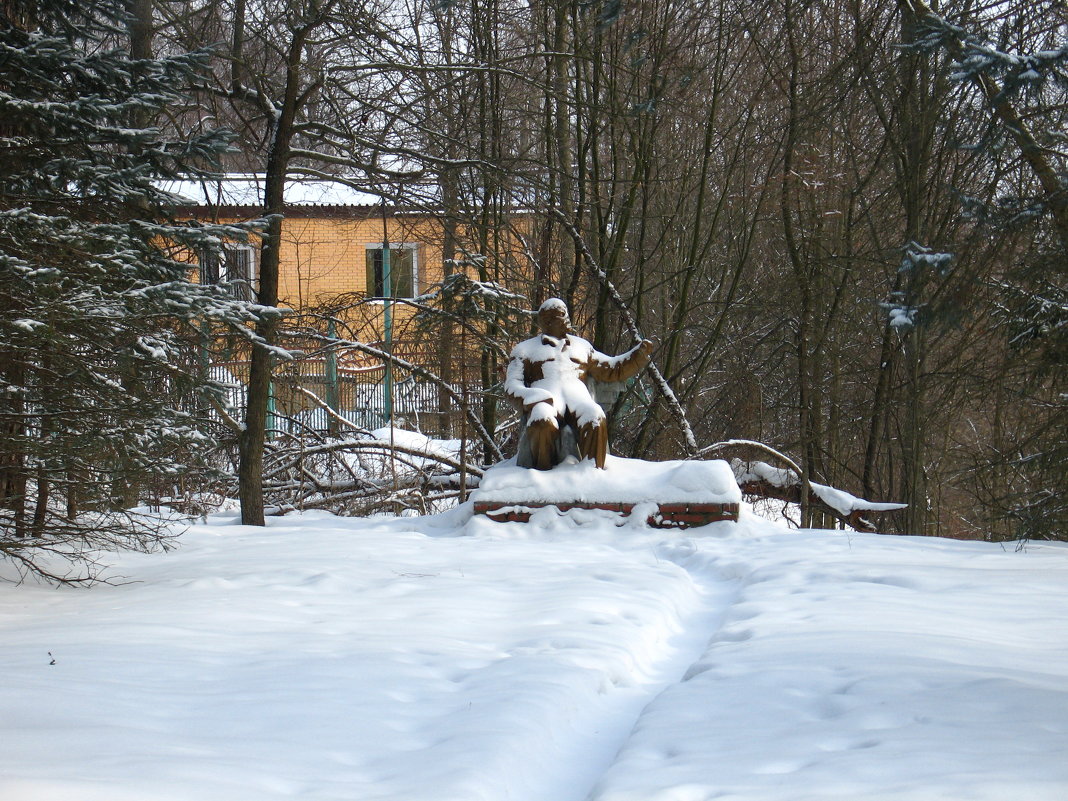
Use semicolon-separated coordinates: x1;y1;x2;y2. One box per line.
523;391;554;413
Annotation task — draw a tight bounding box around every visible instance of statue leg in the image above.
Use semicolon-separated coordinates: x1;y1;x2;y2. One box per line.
526;401;560;471
568;396;608;469
576;419;608;469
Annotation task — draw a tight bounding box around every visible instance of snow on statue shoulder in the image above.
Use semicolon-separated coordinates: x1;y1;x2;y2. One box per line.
503;299;653;470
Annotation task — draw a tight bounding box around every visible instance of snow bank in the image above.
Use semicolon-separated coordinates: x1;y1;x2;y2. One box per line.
471;455;742;506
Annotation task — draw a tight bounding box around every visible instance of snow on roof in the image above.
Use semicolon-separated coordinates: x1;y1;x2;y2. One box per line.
159;175;382;208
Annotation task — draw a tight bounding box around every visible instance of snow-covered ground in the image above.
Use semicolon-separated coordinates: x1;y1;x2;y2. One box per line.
2;501;1067;800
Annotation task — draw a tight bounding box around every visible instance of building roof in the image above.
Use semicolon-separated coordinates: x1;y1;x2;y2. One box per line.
160;175;383;209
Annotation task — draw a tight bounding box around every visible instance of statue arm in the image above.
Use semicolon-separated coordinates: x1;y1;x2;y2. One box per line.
585;339;654;384
504;353;554;409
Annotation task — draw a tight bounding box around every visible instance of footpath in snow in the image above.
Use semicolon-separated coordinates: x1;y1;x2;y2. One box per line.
1;494;1067;801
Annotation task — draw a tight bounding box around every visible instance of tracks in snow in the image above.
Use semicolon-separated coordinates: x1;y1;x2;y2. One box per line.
512;551;741;801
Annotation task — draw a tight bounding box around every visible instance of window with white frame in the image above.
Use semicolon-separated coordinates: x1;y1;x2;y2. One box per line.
365;244;418;299
200;245;256;300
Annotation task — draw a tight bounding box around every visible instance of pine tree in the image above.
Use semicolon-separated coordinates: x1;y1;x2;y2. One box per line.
0;0;264;581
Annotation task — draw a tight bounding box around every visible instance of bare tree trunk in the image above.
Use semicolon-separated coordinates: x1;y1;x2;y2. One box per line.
110;0;156;513
0;347;26;538
239;24;308;526
863;317;897;501
780;0;816;527
32;465;49;537
893;3;937;535
127;0;153;61
434;4;459;438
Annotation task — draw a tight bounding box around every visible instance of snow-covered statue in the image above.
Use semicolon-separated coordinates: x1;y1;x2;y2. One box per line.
504;298;653;470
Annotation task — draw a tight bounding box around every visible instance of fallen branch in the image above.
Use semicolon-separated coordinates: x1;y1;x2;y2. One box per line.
305;334;504;463
697;440;906;532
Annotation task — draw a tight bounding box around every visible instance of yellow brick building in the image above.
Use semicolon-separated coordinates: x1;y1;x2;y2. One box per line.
170;177;437;302
167;176;528;432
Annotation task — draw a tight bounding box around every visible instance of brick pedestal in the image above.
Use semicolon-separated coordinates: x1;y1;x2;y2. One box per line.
473;500;739;528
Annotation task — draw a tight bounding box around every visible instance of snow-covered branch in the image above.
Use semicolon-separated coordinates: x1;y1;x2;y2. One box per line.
699;441;906;532
550;209;699;454
298;334;504;463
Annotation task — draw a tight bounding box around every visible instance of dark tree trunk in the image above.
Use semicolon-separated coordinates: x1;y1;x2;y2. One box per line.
238;25;307;526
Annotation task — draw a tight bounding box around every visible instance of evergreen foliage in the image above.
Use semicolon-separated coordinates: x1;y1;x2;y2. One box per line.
0;0;263;580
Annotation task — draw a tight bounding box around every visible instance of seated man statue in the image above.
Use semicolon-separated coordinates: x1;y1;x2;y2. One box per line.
504;298;653;470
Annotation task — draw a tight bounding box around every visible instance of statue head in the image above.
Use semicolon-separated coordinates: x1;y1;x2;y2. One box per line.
537;298;571;338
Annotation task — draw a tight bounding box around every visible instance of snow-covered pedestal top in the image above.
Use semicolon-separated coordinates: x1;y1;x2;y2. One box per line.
472;456;742;506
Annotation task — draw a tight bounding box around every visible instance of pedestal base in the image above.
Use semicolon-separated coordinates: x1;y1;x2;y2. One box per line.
473;500;739;527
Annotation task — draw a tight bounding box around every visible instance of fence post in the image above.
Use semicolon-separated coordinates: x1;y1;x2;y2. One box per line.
382;241;394;425
267;378;277;439
197;321;211;417
325;317;339;436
